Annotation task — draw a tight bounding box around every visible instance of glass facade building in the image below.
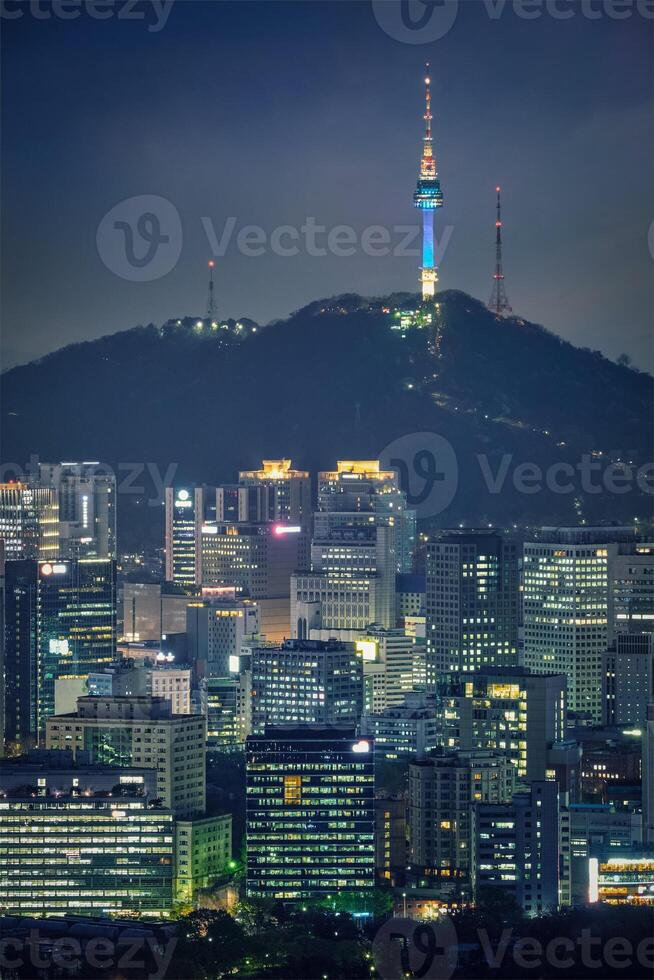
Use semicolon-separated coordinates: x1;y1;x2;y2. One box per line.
37;559;117;733
246;727;375;903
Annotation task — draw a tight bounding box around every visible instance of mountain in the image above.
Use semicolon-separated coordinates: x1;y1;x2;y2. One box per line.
2;291;652;548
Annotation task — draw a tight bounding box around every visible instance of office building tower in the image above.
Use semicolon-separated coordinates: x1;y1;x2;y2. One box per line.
409;751;516;889
251;639;362;733
436;668;566;782
523;527;635;722
246;726;375;903
46;696;205;817
316;459;415;574
603;632;654;726
3;558;116;746
236;459;311;524
37;558;117;733
425;532;519;687
204;672;252;752
610;541;654;636
0;753;173;918
200;521;307;641
474;780;563;915
643;704;654;844
175;814;233;904
0;482;59;559
0;544;4;756
38;462;116;559
187;593;258;678
293;525;396;633
356;627;415;708
164;486;205;585
3;559;39;751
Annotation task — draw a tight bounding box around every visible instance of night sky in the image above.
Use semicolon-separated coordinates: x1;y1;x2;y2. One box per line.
2;0;653;370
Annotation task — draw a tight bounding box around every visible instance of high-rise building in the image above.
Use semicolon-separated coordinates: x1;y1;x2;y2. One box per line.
409;751;516;891
204;673;252;752
251;639;362;733
0;753;174;918
2;558;116;747
293;525;396;633
474;780;563;915
246;726;375;903
187;593;258;678
435;668;567;782
643;704;654;844
412;66;443;301
164;487;205;585
0;543;4;756
610;541;654;637
425;532;519;686
38;462;116;559
356;627;415;709
46;696;205;817
236;459;311;524
200;521;307;641
602;632;654;726
2;558;39;752
37;558;117;733
523;528;634;722
0;482;59;560
316;460;415;574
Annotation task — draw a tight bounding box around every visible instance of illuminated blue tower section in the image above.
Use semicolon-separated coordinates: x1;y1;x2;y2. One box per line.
413;66;443;300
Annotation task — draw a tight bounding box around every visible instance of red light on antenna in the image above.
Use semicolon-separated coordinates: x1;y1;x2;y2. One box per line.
496;186;501;193
208;260;215;268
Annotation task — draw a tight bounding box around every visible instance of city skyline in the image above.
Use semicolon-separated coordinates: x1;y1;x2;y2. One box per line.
1;3;653;973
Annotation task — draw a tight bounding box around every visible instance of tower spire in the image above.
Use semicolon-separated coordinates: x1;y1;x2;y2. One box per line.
413;65;443;302
488;186;512;317
424;62;432;141
206;260;217;321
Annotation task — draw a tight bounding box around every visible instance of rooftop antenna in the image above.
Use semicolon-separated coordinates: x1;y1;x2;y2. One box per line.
488;187;512;316
206;260;217;321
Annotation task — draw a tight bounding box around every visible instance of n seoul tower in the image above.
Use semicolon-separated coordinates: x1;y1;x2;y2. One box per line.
413;65;443;301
